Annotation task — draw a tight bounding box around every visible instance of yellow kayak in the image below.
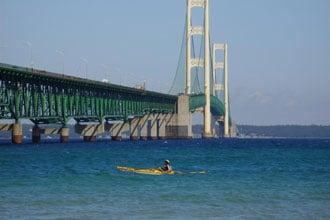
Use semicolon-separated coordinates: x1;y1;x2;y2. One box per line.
117;166;175;175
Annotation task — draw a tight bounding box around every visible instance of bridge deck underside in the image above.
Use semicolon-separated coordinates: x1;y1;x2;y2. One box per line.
0;63;177;124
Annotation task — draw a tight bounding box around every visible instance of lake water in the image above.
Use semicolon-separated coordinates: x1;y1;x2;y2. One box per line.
0;138;330;219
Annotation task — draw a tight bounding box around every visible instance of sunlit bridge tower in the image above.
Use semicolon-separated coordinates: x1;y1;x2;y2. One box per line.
186;0;204;95
185;0;212;138
213;43;230;137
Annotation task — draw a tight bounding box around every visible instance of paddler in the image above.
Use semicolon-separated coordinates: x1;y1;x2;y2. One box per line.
161;160;172;172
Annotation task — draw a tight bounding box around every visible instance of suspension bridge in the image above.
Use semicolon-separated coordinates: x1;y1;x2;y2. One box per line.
0;0;236;144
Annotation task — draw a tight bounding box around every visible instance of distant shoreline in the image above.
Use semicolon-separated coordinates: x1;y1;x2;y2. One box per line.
193;124;330;138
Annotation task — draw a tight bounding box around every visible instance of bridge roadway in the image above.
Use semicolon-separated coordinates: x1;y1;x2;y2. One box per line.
0;63;226;144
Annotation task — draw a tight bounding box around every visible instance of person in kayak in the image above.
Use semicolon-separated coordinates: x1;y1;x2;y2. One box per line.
161;160;172;172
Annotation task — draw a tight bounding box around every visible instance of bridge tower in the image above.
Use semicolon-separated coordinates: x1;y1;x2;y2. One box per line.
186;0;204;94
185;0;213;138
223;44;230;137
213;43;230;137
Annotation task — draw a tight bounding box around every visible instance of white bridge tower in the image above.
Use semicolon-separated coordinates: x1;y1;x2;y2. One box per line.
213;43;230;137
185;0;213;137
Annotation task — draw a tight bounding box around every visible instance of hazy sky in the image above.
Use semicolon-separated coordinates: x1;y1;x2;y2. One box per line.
1;0;329;125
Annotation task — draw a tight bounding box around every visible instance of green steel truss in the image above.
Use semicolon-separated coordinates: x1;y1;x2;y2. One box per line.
189;94;231;124
0;63;177;124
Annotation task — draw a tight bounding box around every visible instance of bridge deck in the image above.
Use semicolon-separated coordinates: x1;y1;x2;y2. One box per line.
0;63;177;123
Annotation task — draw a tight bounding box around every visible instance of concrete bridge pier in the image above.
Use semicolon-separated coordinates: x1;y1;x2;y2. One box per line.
60;126;69;143
158;114;168;140
149;114;160;140
31;126;70;144
110;123;123;141
162;94;195;139
110;122;129;141
139;114;150;140
12;122;23;144
84;124;104;142
130;117;141;141
129;114;162;140
177;95;192;138
75;123;104;142
130;114;170;140
164;113;177;139
32;125;41;144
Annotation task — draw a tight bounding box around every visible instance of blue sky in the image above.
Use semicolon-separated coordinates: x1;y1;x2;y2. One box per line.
1;0;329;125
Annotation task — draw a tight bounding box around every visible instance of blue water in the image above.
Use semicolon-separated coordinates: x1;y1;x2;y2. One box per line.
0;138;330;219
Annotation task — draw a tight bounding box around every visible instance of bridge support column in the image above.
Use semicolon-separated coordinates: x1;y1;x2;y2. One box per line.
84;124;104;142
177;95;192;138
164;95;191;139
12;122;23;144
60;127;69;143
130;117;141;141
32;125;41;144
149;114;160;140
75;124;104;142
164;114;177;139
110;122;129;141
140;114;150;140
111;123;122;141
158;114;167;139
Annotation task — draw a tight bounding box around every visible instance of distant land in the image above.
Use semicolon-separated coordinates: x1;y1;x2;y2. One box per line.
193;125;330;138
237;125;330;138
0;124;330;140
